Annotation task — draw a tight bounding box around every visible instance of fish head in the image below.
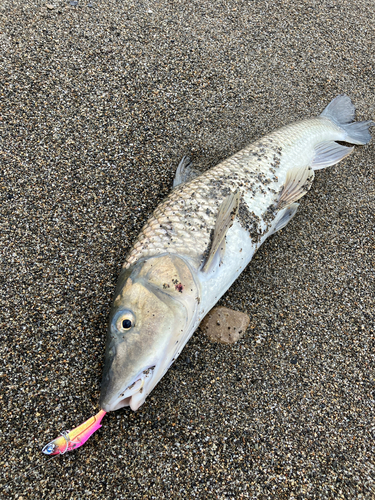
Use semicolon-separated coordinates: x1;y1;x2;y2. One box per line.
99;253;199;412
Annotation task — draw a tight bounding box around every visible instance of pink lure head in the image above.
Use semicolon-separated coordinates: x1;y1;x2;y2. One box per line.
42;409;106;455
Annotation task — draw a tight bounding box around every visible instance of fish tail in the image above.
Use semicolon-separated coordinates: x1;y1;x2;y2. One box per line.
320;94;374;145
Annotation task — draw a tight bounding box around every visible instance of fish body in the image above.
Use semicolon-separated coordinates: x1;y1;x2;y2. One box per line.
98;95;372;412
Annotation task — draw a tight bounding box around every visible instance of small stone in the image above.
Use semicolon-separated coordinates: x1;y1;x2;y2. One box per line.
70;1;78;5
46;4;54;9
200;306;250;344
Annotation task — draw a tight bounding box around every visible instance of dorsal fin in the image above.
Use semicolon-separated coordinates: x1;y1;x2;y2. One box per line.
173;156;201;187
202;191;240;273
277;165;314;208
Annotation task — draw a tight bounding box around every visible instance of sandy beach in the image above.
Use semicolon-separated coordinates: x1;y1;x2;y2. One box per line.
1;0;374;498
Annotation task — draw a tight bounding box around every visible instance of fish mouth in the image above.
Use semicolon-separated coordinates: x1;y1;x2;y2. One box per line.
107;366;156;412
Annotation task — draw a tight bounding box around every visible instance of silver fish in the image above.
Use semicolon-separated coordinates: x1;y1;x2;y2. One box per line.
99;95;372;412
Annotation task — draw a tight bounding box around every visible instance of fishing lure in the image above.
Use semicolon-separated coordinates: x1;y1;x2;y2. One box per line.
42;410;106;455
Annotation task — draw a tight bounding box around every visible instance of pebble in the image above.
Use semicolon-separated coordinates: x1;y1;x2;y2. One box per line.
200;306;250;344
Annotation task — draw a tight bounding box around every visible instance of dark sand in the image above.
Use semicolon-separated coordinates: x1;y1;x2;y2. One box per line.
1;1;374;498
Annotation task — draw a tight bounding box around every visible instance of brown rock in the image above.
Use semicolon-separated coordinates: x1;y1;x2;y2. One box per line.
200;306;250;345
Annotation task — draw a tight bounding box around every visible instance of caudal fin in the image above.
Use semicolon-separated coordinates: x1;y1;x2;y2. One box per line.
320;95;373;145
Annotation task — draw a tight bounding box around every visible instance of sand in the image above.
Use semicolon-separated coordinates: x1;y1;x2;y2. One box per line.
1;0;374;498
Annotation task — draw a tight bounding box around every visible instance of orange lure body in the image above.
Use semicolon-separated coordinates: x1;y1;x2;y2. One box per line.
42;410;106;455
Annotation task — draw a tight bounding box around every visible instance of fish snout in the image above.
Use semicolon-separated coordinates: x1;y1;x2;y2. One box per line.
99;366;155;412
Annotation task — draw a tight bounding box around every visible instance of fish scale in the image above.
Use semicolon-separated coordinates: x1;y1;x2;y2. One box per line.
124;117;340;270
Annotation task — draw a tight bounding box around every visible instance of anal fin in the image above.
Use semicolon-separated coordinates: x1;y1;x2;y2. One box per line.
312;141;354;170
272;203;299;234
202;191;240;273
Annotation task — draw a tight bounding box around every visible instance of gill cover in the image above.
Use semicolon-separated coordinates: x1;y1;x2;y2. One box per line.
99;254;199;412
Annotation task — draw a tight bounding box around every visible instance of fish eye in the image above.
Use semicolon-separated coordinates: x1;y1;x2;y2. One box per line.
116;311;136;332
122;319;132;329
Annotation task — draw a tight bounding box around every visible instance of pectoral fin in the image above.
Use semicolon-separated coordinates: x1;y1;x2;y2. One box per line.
173;156;201;187
202;191;240;273
277;165;314;208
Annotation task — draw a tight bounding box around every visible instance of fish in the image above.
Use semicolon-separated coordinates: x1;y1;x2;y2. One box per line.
99;95;372;412
43;95;372;454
